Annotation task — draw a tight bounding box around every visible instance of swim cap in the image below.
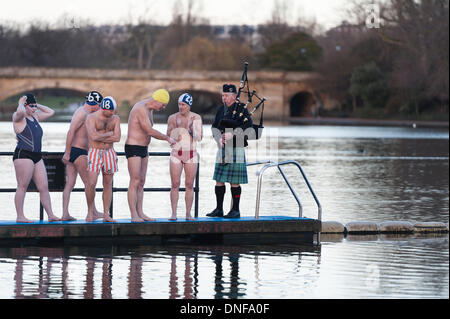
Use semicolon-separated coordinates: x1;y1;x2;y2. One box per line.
100;96;117;111
86;91;103;105
178;93;193;107
152;89;170;104
24;93;37;105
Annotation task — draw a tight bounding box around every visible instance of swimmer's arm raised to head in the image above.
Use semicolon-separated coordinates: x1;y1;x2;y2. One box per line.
85;114;114;142
34;104;55;122
12;96;27;123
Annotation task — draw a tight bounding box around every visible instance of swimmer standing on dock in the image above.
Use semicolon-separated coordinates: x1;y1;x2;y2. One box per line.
167;93;203;221
85;96;121;222
61;91;104;221
125;89;176;222
12;94;61;223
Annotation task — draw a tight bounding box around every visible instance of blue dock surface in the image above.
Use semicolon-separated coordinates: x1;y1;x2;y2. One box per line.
0;216;321;246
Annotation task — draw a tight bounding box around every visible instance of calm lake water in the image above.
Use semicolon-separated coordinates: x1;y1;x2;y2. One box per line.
0;122;448;299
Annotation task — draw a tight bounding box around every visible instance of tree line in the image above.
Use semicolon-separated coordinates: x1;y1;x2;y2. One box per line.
0;0;448;120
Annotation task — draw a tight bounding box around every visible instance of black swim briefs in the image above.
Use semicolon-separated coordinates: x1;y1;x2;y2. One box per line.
13;147;42;164
124;144;149;159
69;147;88;163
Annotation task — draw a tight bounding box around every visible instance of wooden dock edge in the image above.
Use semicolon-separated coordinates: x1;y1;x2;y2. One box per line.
0;218;321;246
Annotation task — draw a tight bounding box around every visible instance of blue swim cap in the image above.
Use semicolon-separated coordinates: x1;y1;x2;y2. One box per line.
100;96;117;111
178;93;193;107
86;91;103;105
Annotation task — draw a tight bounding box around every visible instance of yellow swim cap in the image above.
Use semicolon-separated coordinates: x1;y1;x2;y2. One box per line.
152;89;170;104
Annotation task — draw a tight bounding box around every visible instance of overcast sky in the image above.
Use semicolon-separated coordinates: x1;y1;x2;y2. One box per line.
0;0;351;30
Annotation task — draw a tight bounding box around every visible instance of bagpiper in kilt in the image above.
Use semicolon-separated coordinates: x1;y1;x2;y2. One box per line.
213;147;248;185
206;83;253;219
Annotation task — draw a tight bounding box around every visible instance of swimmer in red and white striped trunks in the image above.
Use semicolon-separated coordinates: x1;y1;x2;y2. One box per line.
85;96;121;222
88;147;118;174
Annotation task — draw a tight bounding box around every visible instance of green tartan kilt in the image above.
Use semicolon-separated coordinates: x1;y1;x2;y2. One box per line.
213;147;248;184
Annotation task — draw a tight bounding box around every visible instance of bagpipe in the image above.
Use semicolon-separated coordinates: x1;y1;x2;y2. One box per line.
219;62;266;140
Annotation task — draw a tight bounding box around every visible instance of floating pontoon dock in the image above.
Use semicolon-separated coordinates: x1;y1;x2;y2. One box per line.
0;217;320;246
0;153;322;246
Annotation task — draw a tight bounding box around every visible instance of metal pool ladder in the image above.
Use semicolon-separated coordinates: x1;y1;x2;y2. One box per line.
247;160;322;221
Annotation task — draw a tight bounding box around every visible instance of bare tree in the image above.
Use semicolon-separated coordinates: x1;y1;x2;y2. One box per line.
257;0;293;48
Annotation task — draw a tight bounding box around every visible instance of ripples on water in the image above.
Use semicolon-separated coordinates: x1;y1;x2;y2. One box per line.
0;234;447;299
0;123;448;299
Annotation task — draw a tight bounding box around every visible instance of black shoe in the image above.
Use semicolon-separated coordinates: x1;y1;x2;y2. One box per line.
224;209;240;219
206;208;224;217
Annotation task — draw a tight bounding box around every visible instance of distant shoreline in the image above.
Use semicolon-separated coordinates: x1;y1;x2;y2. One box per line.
287;117;449;129
0;115;448;129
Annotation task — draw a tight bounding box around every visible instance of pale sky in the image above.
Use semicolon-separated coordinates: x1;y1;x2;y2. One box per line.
0;0;351;30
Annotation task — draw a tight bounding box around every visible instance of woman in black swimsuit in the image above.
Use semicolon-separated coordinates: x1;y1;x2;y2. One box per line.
12;94;61;223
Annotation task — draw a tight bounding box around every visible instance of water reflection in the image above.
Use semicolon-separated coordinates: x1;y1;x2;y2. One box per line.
2;244;320;299
212;252;242;299
169;255;198;299
1;236;448;299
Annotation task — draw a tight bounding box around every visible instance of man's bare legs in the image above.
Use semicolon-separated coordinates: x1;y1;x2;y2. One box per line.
74;156;103;219
170;158;197;221
184;161;197;220
85;170;99;222
63;157;103;221
135;156;153;221
127;157;143;221
169;158;183;221
127;156;154;222
101;173;116;223
62;163;77;221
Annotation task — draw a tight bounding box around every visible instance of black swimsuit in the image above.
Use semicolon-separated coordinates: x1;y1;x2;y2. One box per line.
13;148;42;164
124;144;149;159
13;116;43;164
69;147;88;163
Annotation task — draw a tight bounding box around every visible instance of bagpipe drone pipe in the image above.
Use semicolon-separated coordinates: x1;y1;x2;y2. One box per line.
219;62;266;141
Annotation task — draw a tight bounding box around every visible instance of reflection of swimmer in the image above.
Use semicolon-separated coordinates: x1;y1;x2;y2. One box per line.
128;257;143;299
14;258;25;298
102;257;112;299
168;254;196;299
169;255;179;299
83;258;96;299
167;93;203;221
184;255;193;299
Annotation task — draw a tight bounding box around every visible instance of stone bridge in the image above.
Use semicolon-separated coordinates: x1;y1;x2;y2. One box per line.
0;67;335;120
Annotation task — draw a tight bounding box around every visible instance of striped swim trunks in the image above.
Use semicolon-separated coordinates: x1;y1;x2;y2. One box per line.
88;147;118;174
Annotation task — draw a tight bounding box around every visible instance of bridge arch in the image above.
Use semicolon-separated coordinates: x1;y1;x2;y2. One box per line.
289;91;315;117
0;79;99;104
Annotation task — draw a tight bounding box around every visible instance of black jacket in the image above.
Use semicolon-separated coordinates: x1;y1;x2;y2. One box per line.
211;103;253;148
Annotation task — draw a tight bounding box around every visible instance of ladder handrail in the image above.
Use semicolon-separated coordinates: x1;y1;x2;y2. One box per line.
247;160;322;221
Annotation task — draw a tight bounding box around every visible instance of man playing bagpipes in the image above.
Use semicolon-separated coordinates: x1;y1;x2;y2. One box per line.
206;62;266;219
206;83;253;219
